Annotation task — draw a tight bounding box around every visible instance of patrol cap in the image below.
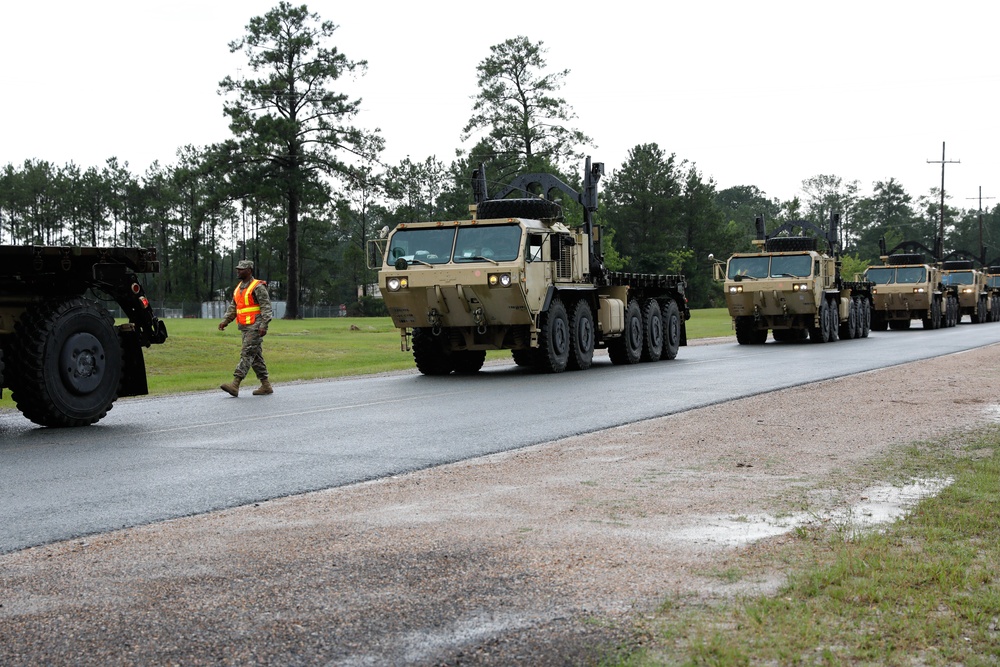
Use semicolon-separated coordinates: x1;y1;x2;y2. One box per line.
236;260;254;270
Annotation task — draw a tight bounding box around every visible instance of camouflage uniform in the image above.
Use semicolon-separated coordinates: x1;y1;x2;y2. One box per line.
221;279;272;381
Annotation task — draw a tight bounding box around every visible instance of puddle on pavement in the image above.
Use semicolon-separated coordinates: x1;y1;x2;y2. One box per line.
670;477;953;547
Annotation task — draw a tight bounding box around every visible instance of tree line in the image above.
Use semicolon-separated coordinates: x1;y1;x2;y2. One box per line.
2;2;998;314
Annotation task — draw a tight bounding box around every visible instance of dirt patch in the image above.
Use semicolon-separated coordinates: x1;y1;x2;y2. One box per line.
2;342;998;666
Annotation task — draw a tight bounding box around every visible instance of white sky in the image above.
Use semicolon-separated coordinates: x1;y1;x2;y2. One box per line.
3;0;998;208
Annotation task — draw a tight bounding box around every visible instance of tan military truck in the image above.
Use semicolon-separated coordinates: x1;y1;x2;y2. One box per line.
711;215;873;344
982;263;1000;322
368;158;690;375
940;255;993;324
864;238;959;330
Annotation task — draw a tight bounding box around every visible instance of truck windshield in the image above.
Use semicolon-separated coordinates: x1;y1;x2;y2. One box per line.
454;224;522;263
769;254;811;277
942;271;974;285
387;228;456;264
728;256;769;279
989;276;1000;288
865;267;895;284
895;267;927;284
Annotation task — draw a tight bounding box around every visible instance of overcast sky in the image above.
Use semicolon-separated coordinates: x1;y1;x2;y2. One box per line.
3;0;998;209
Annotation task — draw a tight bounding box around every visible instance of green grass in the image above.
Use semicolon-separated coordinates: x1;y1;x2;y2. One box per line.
613;429;1000;666
0;308;734;408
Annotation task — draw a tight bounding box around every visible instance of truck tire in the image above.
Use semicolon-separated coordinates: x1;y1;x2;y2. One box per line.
839;298;858;339
511;349;536;368
566;300;595;371
870;310;888;331
608;299;643;365
826;297;840;342
476;198;562;221
923;299;941;330
735;316;766;345
412;327;455;376
810;301;830;343
660;300;682;359
859;298;871;337
452;350;486;374
640;299;663;361
537;298;570;373
0;344;5;388
9;298;122;427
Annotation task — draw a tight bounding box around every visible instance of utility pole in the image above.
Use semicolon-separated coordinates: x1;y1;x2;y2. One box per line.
926;141;960;247
966;186;995;261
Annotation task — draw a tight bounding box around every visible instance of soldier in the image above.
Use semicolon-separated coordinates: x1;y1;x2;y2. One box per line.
218;259;274;396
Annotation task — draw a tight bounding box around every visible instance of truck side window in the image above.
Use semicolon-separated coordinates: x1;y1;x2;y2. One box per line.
527;234;543;262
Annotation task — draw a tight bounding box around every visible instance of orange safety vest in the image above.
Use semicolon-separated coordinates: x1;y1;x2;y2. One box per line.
234;278;265;325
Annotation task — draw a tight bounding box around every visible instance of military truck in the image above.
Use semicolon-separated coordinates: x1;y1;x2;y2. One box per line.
982;262;1000;322
0;245;168;427
711;215;873;344
940;255;993;324
864;238;959;330
369;158;690;375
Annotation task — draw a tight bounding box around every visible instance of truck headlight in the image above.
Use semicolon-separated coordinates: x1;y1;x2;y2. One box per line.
489;273;512;287
913;287;926;293
962;287;974;294
387;276;408;291
792;283;808;291
728;285;743;293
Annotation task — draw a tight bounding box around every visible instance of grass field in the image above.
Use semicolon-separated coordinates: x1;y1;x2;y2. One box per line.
0;307;734;407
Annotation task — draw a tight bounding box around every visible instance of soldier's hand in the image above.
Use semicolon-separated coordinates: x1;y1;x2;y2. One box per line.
218;321;227;331
259;325;268;337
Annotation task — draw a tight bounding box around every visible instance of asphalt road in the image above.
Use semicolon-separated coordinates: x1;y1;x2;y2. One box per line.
3;322;1000;554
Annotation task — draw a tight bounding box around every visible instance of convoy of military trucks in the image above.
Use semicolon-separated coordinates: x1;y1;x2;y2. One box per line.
3;158;998;425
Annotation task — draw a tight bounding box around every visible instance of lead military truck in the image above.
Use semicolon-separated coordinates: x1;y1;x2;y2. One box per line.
0;245;168;427
369;158;690;375
712;215;873;344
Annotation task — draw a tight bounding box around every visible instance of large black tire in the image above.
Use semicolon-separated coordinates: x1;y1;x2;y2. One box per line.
923;299;941;330
640;299;663;361
476;198;562;221
9;298;122;427
537;298;570;373
826;297;840;342
870;310;888;331
839;298;858;339
735;316;766;345
889;319;912;330
859;298;871;337
608;299;643;365
452;350;486;374
412;327;455;376
511;349;536;368
566;300;595;371
660;300;682;359
810;300;830;343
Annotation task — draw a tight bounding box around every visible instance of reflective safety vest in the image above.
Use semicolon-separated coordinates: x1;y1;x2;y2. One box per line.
234;278;265;325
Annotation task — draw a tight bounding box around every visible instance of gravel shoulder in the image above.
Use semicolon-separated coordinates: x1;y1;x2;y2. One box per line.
2;341;999;666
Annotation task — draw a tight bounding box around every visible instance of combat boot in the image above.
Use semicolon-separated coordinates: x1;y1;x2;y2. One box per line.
253;378;274;396
220;376;242;397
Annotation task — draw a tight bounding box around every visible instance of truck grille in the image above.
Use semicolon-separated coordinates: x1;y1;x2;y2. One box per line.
556;252;572;280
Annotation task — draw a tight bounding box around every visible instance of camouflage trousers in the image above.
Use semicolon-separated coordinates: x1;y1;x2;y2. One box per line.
233;325;268;380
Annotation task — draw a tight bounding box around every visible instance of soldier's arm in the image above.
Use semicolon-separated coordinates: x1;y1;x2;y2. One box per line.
256;284;273;327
